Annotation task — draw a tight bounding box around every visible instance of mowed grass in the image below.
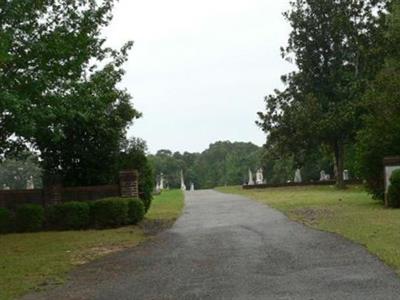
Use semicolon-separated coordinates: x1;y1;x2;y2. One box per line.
146;189;185;221
217;185;400;274
0;190;184;300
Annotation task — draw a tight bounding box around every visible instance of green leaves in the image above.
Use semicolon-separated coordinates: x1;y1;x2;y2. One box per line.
0;0;140;185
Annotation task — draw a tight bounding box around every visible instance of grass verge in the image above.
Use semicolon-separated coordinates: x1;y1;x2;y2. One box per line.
216;185;400;274
0;190;184;300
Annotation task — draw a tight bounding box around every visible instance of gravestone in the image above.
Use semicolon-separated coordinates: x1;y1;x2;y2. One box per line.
180;170;186;191
343;170;350;181
384;157;400;207
248;169;254;185
320;170;326;181
190;183;195;192
256;168;264;185
119;170;139;198
2;184;10;190
294;169;302;183
26;176;34;190
159;173;165;190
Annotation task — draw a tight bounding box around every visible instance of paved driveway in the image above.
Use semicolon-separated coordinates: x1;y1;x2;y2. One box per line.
26;190;400;299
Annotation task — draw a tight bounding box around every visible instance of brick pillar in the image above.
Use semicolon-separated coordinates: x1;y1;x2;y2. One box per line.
119;170;139;198
43;175;63;206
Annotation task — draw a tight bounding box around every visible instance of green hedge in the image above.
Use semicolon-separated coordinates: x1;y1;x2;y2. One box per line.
388;170;400;208
15;204;44;232
0;208;12;233
91;198;129;228
0;196;147;234
127;199;145;225
47;202;90;230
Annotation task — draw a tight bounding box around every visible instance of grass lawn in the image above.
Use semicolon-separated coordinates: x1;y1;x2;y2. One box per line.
217;185;400;275
0;190;184;300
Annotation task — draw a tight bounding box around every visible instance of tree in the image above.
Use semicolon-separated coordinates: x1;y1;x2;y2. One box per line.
356;1;400;199
258;0;387;188
0;0;140;185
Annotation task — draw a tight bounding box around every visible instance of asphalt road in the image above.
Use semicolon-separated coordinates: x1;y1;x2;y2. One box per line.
25;190;400;300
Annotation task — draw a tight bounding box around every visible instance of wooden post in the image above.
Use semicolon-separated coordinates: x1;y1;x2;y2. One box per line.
119;170;139;198
383;157;400;207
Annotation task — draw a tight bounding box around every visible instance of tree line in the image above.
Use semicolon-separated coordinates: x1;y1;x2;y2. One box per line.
257;0;400;199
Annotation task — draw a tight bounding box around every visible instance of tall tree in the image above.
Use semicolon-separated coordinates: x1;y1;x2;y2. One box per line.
0;0;140;184
258;0;387;187
356;1;400;199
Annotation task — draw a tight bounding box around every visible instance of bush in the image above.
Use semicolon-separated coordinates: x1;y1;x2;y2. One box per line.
92;198;129;228
0;208;12;233
388;170;400;208
16;204;44;232
127;198;145;224
47;202;90;230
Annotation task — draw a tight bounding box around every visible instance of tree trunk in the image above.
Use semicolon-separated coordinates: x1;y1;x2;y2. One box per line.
333;140;345;189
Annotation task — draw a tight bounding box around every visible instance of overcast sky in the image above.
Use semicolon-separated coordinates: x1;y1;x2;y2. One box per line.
104;0;294;154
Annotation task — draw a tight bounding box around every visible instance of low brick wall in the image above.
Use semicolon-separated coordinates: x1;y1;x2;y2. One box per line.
242;179;362;190
0;170;138;210
62;185;120;202
0;189;44;211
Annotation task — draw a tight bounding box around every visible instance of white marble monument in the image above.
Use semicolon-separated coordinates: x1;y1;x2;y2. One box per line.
248;169;254;185
256;168;264;185
26;176;34;190
180;170;186;191
320;170;326;181
343;170;350;181
294;169;302;183
190;183;195;192
159;173;165;190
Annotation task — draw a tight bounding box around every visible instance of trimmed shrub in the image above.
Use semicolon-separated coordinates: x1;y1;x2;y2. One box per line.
388;170;400;208
47;202;90;230
16;204;44;232
92;198;129;228
0;208;12;233
127;198;145;225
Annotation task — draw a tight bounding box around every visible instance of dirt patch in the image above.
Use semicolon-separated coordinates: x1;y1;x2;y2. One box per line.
291;207;334;225
71;245;131;266
139;219;176;236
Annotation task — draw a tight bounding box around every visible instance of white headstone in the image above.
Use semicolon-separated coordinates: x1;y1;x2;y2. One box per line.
190;183;195;192
294;169;302;183
248;169;254;185
256;168;264;185
159;173;165;190
2;184;10;190
180;170;186;191
26;176;34;190
343;170;350;181
325;174;331;181
320;170;326;181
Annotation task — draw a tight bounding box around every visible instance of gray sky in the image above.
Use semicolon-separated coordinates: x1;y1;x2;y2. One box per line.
104;0;294;154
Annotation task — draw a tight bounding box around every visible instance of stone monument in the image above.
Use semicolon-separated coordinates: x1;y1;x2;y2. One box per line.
343;170;350;181
159;173;165;190
248;169;254;185
26;176;34;190
320;170;326;181
256;168;264;185
190;183;195;192
294;169;302;183
180;170;186;191
2;184;10;190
